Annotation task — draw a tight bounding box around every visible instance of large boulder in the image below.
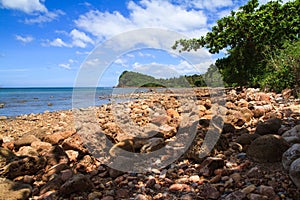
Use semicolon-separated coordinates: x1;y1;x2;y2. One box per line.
282;143;300;171
246;134;289;162
255;118;282;135
282;125;300;144
289;158;300;188
0;178;32;200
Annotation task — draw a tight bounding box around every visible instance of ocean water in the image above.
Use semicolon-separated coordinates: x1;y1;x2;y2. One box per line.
0;87;150;117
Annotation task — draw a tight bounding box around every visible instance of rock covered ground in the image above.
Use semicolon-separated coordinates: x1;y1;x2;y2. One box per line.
0;87;300;200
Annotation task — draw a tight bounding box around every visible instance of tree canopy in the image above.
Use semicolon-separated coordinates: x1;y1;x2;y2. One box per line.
173;0;300;88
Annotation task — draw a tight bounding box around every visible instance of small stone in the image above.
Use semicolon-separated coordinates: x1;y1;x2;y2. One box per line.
169;183;191;192
224;190;246;200
60;174;94;195
60;169;73;182
189;175;200;182
101;196;114;200
200;157;225;176
230;173;242;183
199;184;220;199
135;194;152;200
108;168;124;178
115;188;130;199
258;185;276;198
241;184;256;194
145;178;156;188
248;193;268;200
88;191;102;200
246;167;263;178
65;150;79;162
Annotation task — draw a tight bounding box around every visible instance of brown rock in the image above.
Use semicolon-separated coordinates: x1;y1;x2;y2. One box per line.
1;156;46;179
40;176;63;195
169;183;191;192
61;134;88;154
200;157;225;176
43;130;76;145
145;178;156;188
115;188;130;199
255;118;282;135
199;184;220;199
31;141;52;153
258;185;276;199
248;193;268;200
14;134;40;150
16;146;39;157
224;190;246;200
246;134;289;162
0;178;32;200
0;147;17;168
45;145;69;166
166;109;179;118
60;173;93;196
101;196;114;200
151;115;170;126
236;133;260;146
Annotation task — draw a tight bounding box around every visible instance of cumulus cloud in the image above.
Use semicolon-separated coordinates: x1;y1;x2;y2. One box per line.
0;0;47;13
0;0;64;24
49;38;69;47
70;29;94;48
15;35;34;43
75;0;208;40
45;29;94;48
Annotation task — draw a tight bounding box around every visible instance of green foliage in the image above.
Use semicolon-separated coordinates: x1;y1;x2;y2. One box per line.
117;71;207;88
260;40;300;93
173;0;300;88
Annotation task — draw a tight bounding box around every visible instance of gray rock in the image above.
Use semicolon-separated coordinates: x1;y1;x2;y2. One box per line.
60;173;93;196
246;134;289;162
255;118;282;135
282;143;300;170
224;190;246;200
282;125;300;144
0;178;32;200
289;158;300;188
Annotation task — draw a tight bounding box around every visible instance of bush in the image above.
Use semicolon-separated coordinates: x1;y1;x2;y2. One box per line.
260;40;300;93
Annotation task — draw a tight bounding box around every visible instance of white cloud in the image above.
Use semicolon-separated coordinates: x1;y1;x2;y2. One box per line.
59;63;71;70
70;29;94;48
0;0;47;13
15;35;34;43
132;59;203;79
45;29;94;48
49;38;69;47
24;10;65;24
74;0;208;40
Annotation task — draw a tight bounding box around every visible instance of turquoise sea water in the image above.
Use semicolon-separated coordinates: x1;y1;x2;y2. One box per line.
0;87;150;117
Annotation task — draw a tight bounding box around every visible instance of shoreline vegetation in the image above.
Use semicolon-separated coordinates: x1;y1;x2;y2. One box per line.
1;87;300;199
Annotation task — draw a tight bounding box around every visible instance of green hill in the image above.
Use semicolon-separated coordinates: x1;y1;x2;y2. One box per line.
116;70;207;88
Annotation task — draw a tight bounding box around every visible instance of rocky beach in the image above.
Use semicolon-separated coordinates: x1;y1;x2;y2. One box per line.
1;87;300;200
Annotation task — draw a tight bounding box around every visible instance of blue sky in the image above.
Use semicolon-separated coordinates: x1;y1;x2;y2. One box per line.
0;0;290;87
